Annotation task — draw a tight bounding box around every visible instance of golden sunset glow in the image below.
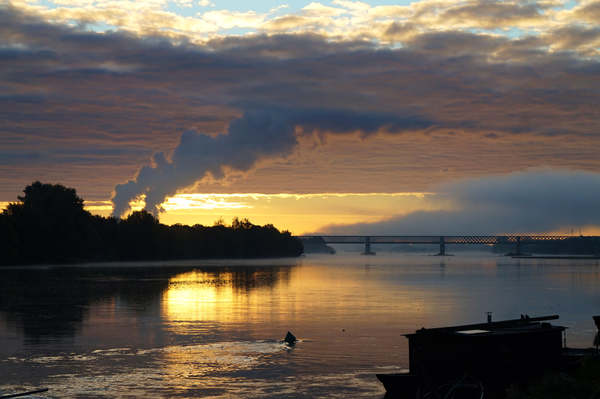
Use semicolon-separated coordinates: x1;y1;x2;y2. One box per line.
162;195;252;211
83;192;437;234
4;0;600;237
160;192;443;234
6;188;600;236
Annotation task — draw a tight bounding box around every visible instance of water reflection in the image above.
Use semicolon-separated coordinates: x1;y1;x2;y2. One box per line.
2;255;600;398
163;268;292;333
0;264;294;344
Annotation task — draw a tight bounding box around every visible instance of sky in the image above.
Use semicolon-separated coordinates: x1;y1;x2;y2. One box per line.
1;0;600;234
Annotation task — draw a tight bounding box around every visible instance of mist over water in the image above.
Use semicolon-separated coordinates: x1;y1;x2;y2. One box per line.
1;253;600;398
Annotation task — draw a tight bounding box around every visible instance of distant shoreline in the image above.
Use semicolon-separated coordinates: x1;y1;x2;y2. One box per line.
512;255;600;259
0;256;304;269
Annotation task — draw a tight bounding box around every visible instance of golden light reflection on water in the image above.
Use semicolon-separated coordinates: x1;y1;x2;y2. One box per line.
163;271;235;323
162;269;291;330
160;270;299;394
161;262;432;337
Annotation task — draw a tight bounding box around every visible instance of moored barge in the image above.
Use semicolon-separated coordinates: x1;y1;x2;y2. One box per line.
377;315;572;398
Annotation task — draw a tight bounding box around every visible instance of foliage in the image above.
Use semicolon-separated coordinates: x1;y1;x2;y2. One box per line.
3;181;93;263
0;182;303;265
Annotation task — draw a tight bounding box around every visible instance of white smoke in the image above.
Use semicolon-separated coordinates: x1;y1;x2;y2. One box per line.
111;107;432;217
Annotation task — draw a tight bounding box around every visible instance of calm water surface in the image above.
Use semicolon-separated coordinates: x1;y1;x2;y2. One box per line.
1;252;600;398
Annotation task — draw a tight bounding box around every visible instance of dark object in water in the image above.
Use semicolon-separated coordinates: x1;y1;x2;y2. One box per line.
0;388;49;399
377;314;566;398
593;315;600;330
376;372;419;396
377;373;484;399
284;331;297;345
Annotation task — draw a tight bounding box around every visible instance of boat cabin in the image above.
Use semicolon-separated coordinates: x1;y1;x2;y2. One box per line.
405;315;565;388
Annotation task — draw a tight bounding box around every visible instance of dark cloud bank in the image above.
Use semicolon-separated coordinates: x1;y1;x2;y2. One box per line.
322;170;600;235
2;5;600;219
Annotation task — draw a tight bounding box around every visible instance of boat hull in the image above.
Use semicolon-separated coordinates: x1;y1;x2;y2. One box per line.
376;373;419;398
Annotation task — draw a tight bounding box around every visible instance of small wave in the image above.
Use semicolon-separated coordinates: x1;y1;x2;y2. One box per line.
91;348;131;355
136;340;287;357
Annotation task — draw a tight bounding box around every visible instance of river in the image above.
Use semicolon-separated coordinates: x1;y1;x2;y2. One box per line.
1;252;599;398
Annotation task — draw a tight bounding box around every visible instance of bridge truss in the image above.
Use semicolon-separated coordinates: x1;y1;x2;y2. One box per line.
299;235;578;256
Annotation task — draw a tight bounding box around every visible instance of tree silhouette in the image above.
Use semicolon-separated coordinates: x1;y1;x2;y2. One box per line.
123;210;159;226
0;182;303;265
3;182;93;263
0;213;19;263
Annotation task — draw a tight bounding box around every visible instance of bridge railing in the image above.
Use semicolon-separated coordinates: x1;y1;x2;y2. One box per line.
298;235;591;256
299;235;574;245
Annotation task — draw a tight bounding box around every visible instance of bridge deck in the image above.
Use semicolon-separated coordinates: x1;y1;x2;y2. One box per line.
299;235;577;245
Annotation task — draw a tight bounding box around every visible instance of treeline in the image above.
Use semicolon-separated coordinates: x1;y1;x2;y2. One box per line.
0;182;303;266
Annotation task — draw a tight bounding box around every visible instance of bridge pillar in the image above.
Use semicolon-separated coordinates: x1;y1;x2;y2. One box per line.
437;236;446;256
515;236;521;256
362;236;375;255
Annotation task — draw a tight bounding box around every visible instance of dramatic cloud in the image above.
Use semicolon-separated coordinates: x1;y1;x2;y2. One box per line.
321;170;600;235
10;0;600;48
2;3;600;210
112;107;432;216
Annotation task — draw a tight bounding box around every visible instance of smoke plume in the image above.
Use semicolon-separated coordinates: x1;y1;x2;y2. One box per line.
111;107;432;217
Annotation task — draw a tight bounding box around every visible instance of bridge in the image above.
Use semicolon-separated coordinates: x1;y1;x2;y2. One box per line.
298;235;577;256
